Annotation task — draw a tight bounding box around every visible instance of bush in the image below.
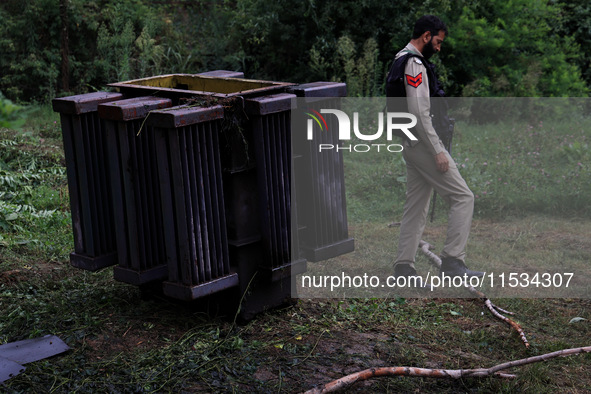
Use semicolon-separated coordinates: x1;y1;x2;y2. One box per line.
443;0;588;97
0;93;26;128
0;0;590;101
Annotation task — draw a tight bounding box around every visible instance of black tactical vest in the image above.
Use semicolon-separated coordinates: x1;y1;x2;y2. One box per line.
385;52;453;147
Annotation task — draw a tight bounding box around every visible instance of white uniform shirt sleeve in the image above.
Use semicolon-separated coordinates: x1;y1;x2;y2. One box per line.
404;59;445;156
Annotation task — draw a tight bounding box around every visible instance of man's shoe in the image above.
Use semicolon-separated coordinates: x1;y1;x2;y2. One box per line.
394;263;417;278
440;257;484;278
394;264;431;289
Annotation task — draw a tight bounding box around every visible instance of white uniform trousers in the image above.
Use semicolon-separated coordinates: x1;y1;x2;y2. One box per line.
395;141;474;268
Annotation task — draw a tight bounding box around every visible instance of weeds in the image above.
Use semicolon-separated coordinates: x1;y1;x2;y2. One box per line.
0;106;70;259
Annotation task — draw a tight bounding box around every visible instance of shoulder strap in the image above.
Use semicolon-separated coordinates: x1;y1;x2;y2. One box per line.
385;52;427;97
394;52;425;71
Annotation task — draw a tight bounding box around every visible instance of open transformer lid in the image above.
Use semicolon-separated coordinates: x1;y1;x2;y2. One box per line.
108;74;295;99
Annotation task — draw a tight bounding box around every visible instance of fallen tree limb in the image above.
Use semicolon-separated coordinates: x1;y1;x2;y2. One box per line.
304;345;591;393
418;240;529;348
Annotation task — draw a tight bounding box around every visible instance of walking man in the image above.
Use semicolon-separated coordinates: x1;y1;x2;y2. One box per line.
388;15;484;281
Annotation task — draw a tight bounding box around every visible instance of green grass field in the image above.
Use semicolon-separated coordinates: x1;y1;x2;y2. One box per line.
1;102;590;392
343;98;591;221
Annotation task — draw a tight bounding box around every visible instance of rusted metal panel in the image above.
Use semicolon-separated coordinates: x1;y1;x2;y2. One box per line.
230;240;294;321
148;105;236;299
98;96;172;121
108;74;295;100
53;76;354;319
0;335;70;383
160;273;239;301
223;170;261;244
289;81;347;98
147;104;224;128
0;357;25;383
198;70;245;78
244;93;294;115
52;92;124;114
290;84;355;262
54;92;123;271
244;95;306;280
99;97;173;285
0;335;70;365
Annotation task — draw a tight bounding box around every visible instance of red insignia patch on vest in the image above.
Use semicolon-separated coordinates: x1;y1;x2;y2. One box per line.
405;73;423;88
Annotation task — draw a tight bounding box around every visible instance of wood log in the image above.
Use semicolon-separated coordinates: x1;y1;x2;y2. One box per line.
418;240;529;347
304;346;591;393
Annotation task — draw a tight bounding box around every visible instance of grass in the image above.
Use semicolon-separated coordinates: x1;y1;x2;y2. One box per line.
0;106;70;258
343;97;591;220
1;102;591;392
298;214;591;299
2;270;590;392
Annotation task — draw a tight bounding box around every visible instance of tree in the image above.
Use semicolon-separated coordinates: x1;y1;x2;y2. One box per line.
0;0;589;101
555;0;591;87
442;0;588;96
60;0;70;92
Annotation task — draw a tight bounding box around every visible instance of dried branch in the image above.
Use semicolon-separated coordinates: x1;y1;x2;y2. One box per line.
418;240;529;347
304;346;591;393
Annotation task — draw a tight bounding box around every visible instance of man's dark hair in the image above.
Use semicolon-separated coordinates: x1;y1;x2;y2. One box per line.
412;15;448;39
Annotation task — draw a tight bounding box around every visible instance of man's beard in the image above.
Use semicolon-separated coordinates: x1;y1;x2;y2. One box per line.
422;38;436;60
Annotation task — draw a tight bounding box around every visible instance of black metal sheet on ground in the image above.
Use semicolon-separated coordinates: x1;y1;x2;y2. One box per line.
0;356;26;383
0;335;70;365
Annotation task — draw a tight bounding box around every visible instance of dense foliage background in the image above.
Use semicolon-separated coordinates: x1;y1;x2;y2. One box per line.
1;0;591;102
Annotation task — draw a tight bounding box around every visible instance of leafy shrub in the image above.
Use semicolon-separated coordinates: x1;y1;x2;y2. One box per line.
444;0;588;97
0;93;26;128
1;0;590;101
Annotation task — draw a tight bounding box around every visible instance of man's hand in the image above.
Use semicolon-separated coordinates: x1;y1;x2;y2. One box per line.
434;152;449;173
